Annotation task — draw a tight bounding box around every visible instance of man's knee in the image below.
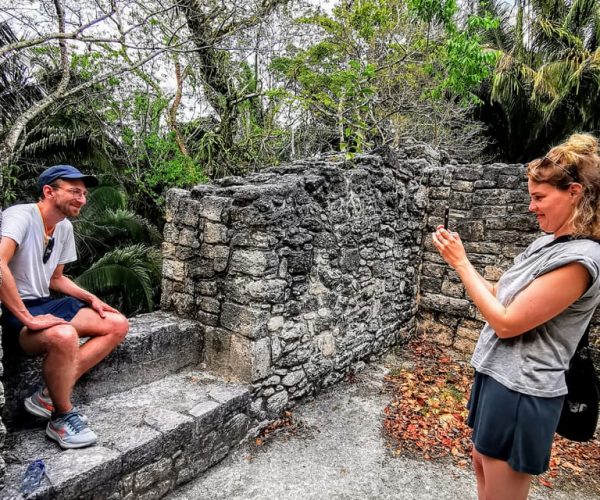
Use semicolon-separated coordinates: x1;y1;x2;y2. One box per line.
108;313;129;342
46;325;79;352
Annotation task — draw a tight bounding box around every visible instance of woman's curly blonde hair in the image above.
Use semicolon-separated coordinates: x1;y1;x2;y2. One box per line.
527;133;600;239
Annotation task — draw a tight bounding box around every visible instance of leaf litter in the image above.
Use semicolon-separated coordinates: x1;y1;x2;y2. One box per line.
383;336;600;494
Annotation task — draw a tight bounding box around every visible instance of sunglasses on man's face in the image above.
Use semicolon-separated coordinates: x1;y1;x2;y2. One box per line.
43;237;55;264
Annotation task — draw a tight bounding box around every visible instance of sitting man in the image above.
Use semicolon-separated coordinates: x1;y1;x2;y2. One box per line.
0;165;129;449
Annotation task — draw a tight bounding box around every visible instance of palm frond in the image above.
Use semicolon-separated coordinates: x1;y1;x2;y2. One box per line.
535;18;585;56
75;208;161;253
475;0;515;51
74;244;161;315
85;185;128;214
563;0;597;37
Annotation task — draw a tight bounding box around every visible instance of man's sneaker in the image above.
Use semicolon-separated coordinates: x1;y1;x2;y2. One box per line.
24;388;54;419
24;388;88;423
46;410;97;449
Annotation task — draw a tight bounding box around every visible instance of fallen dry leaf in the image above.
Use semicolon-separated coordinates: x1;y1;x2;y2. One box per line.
384;334;600;494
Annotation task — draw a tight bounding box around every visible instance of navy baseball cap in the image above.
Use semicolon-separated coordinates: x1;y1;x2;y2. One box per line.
38;165;99;192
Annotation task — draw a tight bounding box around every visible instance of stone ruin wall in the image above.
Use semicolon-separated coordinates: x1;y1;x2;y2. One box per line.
161;150;428;417
2;145;599;485
418;162;600;357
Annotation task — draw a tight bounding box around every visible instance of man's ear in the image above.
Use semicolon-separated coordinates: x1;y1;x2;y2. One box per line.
41;185;54;198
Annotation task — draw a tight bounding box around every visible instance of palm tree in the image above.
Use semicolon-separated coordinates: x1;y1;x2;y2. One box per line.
475;0;600;161
69;184;163;316
75;244;161;316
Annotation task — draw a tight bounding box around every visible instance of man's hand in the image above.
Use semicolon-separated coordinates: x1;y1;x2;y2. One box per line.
89;297;118;318
23;314;68;331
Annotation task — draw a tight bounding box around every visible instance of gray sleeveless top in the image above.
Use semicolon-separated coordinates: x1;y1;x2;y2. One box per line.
471;235;600;397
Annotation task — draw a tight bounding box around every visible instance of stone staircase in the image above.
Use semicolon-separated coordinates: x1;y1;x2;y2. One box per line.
1;312;256;499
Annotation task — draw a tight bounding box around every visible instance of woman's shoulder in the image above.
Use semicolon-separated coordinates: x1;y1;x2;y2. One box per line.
564;237;600;258
517;234;554;261
543;237;600;283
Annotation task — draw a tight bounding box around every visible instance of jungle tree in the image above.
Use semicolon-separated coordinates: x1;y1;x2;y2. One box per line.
474;0;600;160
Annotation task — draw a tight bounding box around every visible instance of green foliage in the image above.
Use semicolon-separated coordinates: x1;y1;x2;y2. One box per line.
116;90;208;213
408;0;457;28
472;0;600;160
408;0;500;105
271;0;492;156
75;244;161;316
70;184;162;316
141;131;206;205
439;16;501;104
272;1;401;154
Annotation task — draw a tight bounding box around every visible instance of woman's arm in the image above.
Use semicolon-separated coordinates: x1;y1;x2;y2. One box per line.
434;226;497;296
433;227;589;338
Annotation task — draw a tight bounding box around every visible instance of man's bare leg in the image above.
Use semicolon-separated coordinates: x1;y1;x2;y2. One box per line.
19;325;80;413
19;308;127;412
69;307;129;379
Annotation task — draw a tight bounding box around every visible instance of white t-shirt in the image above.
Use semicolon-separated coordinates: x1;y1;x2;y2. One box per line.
1;203;77;300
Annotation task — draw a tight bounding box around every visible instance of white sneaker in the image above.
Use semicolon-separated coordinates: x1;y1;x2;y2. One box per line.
25;387;88;423
46;410;97;449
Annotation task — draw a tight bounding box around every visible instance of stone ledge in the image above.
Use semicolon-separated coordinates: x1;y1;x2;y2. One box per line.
2;312;204;429
2;371;252;499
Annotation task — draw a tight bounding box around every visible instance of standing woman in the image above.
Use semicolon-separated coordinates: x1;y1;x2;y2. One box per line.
433;133;600;500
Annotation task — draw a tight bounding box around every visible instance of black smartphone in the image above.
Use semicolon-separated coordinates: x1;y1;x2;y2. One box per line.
443;206;449;230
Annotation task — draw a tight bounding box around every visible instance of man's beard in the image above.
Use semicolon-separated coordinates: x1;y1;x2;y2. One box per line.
57;200;81;217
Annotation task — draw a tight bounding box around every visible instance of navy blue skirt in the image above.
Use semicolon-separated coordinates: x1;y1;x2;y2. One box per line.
467;371;564;475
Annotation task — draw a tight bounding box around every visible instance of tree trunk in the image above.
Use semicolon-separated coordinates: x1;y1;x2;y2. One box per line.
0;0;70;192
168;58;189;157
177;0;288;173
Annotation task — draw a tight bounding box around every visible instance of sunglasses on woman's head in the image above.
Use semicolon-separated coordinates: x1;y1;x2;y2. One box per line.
539;156;580;183
43;237;54;264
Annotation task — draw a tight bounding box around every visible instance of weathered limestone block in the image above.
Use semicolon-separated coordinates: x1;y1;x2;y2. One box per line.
266;391;289;415
162;260;185;282
230;249;278;277
204;222;228;244
196;195;230;222
281;369;305;387
457;319;485;342
180;199;202;227
230;231;274;248
200;244;230;261
178;228;200;248
223;277;286;304
203;328;271;382
197;296;220;315
165;188;190;223
220;302;269;339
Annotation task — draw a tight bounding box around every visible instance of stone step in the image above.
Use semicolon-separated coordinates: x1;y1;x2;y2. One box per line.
2;312;204;429
2;370;254;499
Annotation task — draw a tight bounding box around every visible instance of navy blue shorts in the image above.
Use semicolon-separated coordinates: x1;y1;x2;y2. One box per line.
467;371;564;475
1;297;87;353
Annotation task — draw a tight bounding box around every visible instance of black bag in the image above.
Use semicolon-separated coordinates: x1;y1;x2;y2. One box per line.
556;329;600;442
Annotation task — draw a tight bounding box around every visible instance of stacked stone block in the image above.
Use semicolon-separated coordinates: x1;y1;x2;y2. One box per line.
162;153;427;416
